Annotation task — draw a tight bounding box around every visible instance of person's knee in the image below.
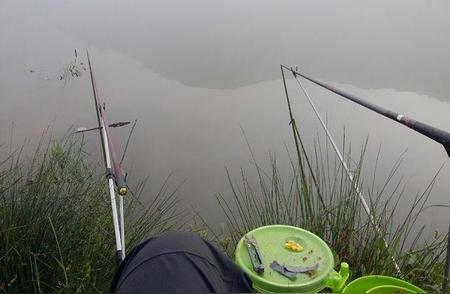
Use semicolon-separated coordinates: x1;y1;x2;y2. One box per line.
154;231;203;243
111;231;252;293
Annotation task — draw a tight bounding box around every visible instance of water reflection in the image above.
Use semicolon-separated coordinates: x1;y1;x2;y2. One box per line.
44;0;450;101
0;1;449;233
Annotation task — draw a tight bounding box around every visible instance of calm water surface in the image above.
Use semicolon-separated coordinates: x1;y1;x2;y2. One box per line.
1;1;449;233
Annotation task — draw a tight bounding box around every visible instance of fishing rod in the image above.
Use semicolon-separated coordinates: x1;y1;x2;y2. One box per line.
281;65;402;274
283;66;450;159
286;66;450;286
87;51;129;265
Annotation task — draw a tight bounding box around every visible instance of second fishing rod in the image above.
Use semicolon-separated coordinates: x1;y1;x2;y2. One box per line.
282;65;450;158
282;64;450;276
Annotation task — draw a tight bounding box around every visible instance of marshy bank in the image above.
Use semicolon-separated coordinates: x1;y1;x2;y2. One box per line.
0;133;181;292
0;130;448;292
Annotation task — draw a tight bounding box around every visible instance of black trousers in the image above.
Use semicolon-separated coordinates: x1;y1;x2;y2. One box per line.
110;231;252;293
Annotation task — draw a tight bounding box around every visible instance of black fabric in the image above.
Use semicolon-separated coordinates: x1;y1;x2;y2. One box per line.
110;231;252;293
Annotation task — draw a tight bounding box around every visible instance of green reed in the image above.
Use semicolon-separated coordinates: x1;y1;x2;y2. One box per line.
215;132;448;292
0;133;181;293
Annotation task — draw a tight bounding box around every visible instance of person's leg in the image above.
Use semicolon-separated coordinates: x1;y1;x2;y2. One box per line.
110;231;252;293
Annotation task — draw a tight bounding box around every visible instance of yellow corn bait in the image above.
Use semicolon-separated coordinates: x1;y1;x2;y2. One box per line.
284;240;304;252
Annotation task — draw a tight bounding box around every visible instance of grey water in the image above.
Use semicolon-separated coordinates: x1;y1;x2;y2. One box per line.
1;1;449;234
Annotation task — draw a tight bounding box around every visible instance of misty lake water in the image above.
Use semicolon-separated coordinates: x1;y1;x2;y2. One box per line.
1;1;449;235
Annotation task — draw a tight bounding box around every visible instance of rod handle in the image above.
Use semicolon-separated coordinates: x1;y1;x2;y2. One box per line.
116;250;123;266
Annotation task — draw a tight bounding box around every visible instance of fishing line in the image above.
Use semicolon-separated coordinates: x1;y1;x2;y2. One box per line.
120;119;138;165
281;66;330;226
288;68;402;275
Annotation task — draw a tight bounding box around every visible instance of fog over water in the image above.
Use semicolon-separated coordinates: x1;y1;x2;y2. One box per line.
1;1;449;232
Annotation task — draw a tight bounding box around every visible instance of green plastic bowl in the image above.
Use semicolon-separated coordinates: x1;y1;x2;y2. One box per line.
235;225;348;293
342;275;426;294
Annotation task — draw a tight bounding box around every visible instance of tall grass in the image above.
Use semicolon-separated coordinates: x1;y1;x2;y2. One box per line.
0;132;181;293
216;132;448;292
